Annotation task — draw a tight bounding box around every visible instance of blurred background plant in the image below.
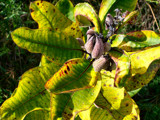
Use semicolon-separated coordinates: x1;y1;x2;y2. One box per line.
0;0;160;119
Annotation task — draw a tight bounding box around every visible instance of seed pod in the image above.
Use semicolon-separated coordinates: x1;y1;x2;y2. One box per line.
84;36;95;53
91;37;104;59
105;14;114;30
76;38;84;48
93;56;109;72
104;42;111;52
86;29;96;40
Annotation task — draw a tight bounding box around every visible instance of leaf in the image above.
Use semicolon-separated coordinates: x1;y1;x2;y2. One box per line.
99;0;138;23
130;46;160;75
118;10;139;30
55;0;75;21
79;104;114;120
125;60;160;91
50;81;101;120
111;30;160;52
45;58;101;94
94;71;140;120
30;1;72;30
108;48;130;86
11;27;83;63
0;63;60;120
101;70;125;110
74;3;102;33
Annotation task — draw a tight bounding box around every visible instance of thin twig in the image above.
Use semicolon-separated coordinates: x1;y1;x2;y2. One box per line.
144;0;160;33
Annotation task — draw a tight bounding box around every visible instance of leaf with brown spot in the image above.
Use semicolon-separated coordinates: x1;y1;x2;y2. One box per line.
45;58;101;94
111;30;160;52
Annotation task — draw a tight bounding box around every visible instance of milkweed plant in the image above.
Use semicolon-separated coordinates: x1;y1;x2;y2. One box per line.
1;0;160;120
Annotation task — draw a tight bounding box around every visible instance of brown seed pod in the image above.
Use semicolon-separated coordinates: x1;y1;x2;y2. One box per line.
93;56;109;72
76;38;84;48
105;14;114;30
91;37;104;59
86;29;96;40
84;36;95;53
104;42;111;52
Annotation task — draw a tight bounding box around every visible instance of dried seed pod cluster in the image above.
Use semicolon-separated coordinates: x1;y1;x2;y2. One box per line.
83;29;111;72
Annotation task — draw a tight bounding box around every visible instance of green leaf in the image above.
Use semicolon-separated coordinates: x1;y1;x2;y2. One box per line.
108;48;130;86
94;70;140;120
0;63;60;120
125;60;160;91
111;30;160;52
99;0;138;23
45;58;101;94
56;0;75;21
50;81;101;119
11;27;83;63
74;3;102;33
30;1;72;30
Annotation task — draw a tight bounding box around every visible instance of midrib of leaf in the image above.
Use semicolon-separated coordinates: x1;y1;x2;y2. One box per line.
4;89;48;119
99;91;126;119
53;60;93;94
14;34;83;52
32;3;54;29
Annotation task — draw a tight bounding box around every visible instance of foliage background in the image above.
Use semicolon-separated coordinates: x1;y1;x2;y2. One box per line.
0;0;160;119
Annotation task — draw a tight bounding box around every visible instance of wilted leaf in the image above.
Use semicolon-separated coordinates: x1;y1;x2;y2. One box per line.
0;63;60;120
50;81;101;120
99;0;138;23
111;30;160;52
56;0;75;21
45;58;101;94
11;28;83;63
74;3;102;33
108;48;130;86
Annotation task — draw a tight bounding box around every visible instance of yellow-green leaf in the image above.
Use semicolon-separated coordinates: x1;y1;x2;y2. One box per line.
125;60;160;91
11;27;83;63
94;71;140;120
30;1;72;30
50;81;101;120
0;63;60;120
74;3;102;33
111;30;160;52
45;58;101;94
108;48;130;86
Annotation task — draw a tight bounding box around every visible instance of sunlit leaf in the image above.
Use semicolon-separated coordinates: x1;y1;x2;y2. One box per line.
99;0;138;23
30;1;72;30
111;30;160;52
108;48;130;86
79;104;114;120
125;60;160;91
50;81;101;119
0;63;60;120
11;28;83;63
56;0;75;21
74;3;102;33
45;58;101;94
94;71;140;120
